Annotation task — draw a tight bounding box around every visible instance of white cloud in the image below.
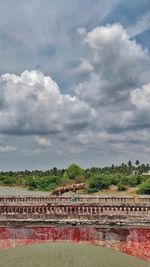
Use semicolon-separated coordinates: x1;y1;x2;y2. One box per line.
71;60;94;76
131;83;150;109
122;83;150;130
34;136;52;147
75;23;148;106
0;145;17;152
0;21;150;168
127;12;150;37
0;70;96;135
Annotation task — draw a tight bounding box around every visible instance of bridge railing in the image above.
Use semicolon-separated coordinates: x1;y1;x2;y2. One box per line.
0;203;149;221
0;195;150;204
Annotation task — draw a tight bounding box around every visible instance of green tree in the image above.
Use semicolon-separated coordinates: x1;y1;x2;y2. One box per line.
63;164;84;180
128;160;132;167
89;175;110;192
135;160;140;166
25;177;38;190
138;179;150;194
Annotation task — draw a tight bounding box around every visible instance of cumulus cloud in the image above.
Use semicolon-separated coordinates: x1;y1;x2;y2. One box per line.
102;82;150;135
71;60;94;76
72;23;150;160
127;12;150;37
75;23;148;106
125;83;150;130
131;83;150;109
0;70;96;135
0;24;149;148
0;21;150;169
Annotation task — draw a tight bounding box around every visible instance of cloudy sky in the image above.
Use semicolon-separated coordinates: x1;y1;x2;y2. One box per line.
0;0;150;170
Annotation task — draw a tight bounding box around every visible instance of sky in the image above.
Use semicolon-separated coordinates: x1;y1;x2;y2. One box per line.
0;0;150;171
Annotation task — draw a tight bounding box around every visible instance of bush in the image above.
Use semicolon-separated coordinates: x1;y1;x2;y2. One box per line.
120;176;130;186
87;188;98;193
37;176;62;191
117;182;127;191
109;175;119;185
89;175;110;191
25;177;38;190
138;179;150;194
2;177;15;186
128;176;142;187
25;175;62;191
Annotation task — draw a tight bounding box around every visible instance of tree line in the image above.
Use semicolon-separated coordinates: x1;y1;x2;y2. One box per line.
0;161;149;194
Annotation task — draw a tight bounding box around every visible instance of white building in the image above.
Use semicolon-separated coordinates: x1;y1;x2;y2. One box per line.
142;170;150;176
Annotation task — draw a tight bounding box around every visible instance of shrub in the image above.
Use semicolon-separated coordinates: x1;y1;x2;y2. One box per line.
87;188;98;193
120;176;130;186
89;175;110;191
25;177;38;190
25;175;62;191
37;176;62;191
128;176;142;187
109;175;119;185
2;177;15;186
117;182;127;191
138;179;150;194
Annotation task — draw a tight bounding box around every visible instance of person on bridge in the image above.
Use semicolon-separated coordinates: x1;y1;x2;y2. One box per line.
71;192;77;203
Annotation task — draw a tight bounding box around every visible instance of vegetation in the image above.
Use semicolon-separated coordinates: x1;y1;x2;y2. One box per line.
63;164;84;180
117;182;127;191
88;174;110;192
0;161;150;194
138;179;150;195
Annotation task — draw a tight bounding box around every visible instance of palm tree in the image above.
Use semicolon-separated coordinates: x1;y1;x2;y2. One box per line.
135;160;140;166
128;160;132;167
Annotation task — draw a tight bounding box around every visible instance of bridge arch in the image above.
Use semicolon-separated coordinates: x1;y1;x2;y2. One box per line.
0;226;149;262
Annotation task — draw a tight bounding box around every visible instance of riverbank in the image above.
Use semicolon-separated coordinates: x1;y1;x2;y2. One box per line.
0;185;49;196
0;184;139;196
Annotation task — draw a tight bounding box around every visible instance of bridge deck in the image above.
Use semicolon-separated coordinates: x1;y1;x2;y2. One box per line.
0;195;149;226
0;195;150;204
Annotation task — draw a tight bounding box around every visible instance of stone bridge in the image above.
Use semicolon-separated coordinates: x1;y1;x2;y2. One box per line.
0;194;150;204
0;195;149;262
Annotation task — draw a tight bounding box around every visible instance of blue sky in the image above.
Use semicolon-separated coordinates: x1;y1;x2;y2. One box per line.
0;0;150;170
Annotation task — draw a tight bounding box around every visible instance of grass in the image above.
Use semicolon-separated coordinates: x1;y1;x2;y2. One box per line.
78;185;138;195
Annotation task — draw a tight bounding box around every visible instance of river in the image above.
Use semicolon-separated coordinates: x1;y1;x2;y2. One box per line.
0;185;49;195
0;242;148;267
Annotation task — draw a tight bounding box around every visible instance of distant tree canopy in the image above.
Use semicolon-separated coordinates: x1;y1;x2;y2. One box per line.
0;161;149;194
135;160;140;166
63;164;84;180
